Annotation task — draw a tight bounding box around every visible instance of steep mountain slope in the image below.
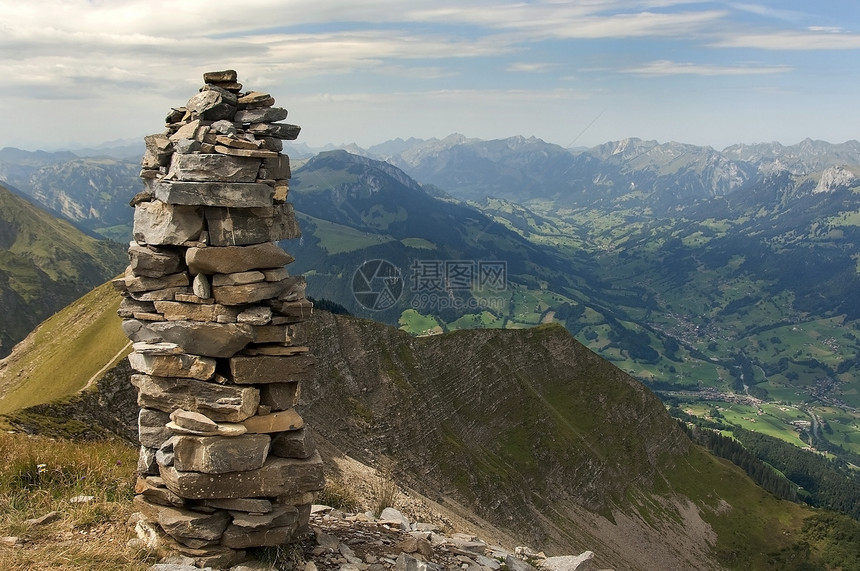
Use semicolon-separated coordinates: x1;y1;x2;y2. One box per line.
287;150;583;324
0;284;841;570
0;184;127;357
0;147;141;241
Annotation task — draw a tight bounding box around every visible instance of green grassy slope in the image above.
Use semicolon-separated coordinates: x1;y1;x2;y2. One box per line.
0;281;130;415
0;184;127;357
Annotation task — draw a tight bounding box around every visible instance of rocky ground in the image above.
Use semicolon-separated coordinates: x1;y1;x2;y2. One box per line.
148;505;599;571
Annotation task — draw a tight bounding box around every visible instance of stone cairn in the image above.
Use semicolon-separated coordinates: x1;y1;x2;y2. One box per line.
114;70;323;568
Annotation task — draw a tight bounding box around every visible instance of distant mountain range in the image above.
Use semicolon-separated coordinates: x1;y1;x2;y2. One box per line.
2;136;860;460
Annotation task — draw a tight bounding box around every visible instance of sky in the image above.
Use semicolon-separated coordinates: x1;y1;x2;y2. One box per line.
0;0;858;152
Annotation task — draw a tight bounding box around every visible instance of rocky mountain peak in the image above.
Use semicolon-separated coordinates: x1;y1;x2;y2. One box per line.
815;165;857;193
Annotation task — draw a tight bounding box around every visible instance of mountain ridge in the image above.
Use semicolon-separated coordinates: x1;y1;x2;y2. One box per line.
0;184;126;357
0;282;838;570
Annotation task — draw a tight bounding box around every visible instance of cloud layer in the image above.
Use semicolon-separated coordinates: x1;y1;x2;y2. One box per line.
0;0;857;149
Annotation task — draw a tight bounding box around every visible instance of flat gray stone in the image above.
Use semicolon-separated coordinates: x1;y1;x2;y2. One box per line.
149;180;275;208
160;451;325;500
269;298;314;322
128;352;216;381
212;279;290;306
204;203;301;246
127;319;254;358
185;89;235;121
211;271;265;286
152;301;240;323
234;107;288;124
128;243;184;278
133;201;203;246
247;122;301;140
186;243;293;275
169;409;218;433
150;180;274;208
131;374;260;423
134;496;230;542
173;434;271;474
125;271;190;293
202;497;272;513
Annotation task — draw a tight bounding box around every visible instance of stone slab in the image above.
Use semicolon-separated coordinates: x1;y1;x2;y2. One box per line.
150;180;274;208
242;409;304;434
201;498;272;514
134;495;230;541
214;145;279;158
229;354;315;384
118;298;157;319
234;107;288;124
133;201;203;246
204;69;237;83
128;243;184;278
204;203;301;247
173;434;271;474
131;374;260;423
159;451;325;500
247;122;301;140
221;524;297;549
186;243;293;275
211;271;265;287
268;299;314;322
165;421;247;437
168;151;260;183
125;271;190;293
128;352;216;381
261;156;291;180
251;325;292;344
126;319;254;358
212;279;289;306
152;301;240;323
128;286;190;302
135;476;186;507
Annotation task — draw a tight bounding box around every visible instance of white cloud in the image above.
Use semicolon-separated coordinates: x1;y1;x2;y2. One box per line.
625;59;792;76
712;30;860;50
507;62;553;73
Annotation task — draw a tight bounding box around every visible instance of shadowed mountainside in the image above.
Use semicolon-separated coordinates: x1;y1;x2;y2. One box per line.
0;184;126;357
0;282;841;569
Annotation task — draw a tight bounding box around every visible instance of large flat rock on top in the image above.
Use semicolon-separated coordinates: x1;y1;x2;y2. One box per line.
152;180;275;208
159;451;325;499
186;242;293;275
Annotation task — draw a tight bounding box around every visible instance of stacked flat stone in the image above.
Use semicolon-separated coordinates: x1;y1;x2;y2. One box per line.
115;70;323;568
